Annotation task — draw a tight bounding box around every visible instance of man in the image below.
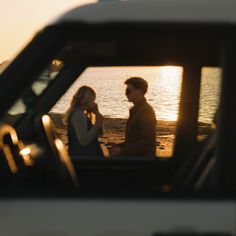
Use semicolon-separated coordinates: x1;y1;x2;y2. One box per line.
110;77;156;158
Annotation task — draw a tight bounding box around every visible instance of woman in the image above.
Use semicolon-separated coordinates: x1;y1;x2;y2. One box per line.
67;86;104;157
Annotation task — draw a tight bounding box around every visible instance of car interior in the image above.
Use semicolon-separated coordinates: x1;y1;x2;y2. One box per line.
0;22;235;197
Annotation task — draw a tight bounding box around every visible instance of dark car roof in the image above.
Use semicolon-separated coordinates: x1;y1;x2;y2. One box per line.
55;0;236;25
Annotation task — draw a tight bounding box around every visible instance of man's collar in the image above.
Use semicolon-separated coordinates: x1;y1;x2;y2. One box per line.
130;97;146;112
134;97;146;108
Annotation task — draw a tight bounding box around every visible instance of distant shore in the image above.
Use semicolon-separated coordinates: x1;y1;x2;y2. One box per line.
49;112;213;157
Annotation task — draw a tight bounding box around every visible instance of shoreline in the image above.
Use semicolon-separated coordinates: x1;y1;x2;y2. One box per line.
49;112;213;157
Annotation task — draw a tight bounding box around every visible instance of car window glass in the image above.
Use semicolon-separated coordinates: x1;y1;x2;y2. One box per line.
50;66;183;159
1;59;64;125
198;67;222;140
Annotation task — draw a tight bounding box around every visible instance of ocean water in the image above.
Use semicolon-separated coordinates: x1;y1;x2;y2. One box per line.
51;66;221;124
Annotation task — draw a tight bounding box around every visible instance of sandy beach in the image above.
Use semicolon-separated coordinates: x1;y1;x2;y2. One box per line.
49;113;213;157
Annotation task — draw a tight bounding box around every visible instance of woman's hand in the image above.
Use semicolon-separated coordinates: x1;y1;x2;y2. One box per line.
88;102;103;129
87;102;99;115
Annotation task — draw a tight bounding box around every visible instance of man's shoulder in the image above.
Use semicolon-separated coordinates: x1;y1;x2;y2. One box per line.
141;101;156;121
143;101;155;113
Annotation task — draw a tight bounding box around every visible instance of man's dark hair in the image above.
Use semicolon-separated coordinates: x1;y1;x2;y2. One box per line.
125;77;148;94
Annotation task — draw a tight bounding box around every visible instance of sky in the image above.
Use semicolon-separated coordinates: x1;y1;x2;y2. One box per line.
0;0;96;63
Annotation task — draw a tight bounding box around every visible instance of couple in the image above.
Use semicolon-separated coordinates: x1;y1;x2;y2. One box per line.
67;77;156;158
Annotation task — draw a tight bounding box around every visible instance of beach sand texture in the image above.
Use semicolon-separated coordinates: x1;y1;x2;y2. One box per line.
50;113;213;157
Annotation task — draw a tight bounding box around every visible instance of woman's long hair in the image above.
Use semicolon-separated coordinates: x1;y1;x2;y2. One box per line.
67;86;96;115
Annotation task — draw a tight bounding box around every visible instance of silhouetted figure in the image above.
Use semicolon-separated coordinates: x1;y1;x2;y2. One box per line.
67;86;104;157
109;77;156;158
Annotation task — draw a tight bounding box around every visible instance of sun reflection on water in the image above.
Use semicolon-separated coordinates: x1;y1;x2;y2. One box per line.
53;66;183;122
147;66;183;121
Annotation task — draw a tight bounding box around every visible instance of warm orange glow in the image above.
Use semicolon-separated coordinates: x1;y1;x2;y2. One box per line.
158;66;183;121
4;146;18;174
19;143;42;165
54;138;79;187
18;142;34;166
0;124;19;173
159;66;182;79
42;114;50;124
0;0;98;62
19;147;31;156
